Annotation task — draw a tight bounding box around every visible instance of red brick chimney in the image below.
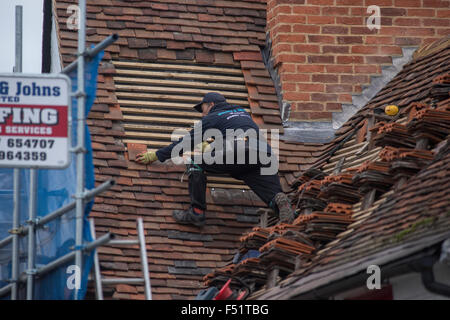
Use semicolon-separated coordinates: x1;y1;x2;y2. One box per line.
266;0;449;131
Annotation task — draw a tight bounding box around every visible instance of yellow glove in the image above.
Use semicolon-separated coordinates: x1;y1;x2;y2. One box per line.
135;151;158;164
195;141;212;153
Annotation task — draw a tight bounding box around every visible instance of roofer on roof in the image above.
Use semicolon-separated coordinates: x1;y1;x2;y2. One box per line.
135;92;295;228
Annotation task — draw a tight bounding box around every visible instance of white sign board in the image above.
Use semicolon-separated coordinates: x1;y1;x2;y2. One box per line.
0;74;71;168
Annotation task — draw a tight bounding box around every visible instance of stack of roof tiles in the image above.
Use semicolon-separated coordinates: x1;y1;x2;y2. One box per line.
213;223;317;289
430;74;450;101
379;146;434;163
239;226;271;251
372;122;415;148
232;257;266;286
318;170;361;204
258;233;315;274
293;169;328;215
379;146;436;181
407;107;450;144
203;199;355;292
352;160;394;194
294;202;354;242
202;263;235;288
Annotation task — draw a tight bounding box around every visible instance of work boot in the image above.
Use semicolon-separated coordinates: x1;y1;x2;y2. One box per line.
172;207;206;228
273;193;295;224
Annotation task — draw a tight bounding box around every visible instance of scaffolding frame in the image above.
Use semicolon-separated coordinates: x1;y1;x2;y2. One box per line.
0;1;118;300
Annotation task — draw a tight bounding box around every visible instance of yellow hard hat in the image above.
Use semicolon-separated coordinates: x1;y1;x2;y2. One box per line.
385;105;399;116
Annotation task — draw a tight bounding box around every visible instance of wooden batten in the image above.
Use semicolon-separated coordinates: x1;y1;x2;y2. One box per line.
114;76;248;92
115;84;249;99
115;69;246;84
114;60;253;189
113;60;243;75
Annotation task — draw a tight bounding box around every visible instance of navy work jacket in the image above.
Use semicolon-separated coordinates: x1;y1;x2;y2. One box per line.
155;102;273;163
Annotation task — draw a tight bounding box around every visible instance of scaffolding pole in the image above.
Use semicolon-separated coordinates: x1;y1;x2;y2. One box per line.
26;169;37;300
11;5;23;301
0;284;14;297
138;218;152;300
0;234;115;298
61;34;118;75
19;233;114;283
74;0;86;301
0;179;115;298
0;179;116;250
89;219;104;300
14;5;22;73
11;168;20;300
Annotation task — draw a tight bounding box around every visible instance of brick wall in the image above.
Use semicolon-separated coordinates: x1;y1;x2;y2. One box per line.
267;0;450;122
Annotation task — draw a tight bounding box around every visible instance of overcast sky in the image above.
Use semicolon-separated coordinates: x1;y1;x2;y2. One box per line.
0;0;44;73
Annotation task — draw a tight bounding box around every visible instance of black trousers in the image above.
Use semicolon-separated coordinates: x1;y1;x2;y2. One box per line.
187;154;283;212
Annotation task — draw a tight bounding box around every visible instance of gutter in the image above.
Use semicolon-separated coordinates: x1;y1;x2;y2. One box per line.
288;239;450;300
410;246;450;297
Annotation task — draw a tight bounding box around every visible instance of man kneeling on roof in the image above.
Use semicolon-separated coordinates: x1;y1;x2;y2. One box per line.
135;92;295;228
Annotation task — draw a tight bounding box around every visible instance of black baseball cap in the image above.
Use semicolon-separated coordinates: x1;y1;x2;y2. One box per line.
193;92;226;113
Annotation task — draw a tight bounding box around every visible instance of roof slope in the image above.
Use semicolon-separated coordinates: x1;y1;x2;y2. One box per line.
260;139;450;299
256;37;450;299
203;37;450;299
53;0;326;299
